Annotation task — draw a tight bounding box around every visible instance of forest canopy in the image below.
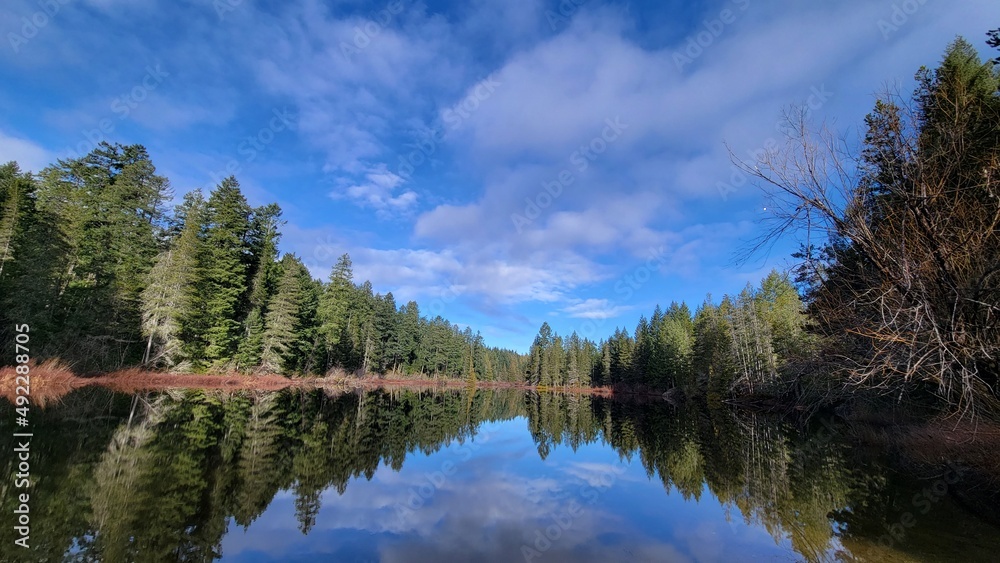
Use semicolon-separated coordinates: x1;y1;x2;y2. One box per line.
0;151;521;379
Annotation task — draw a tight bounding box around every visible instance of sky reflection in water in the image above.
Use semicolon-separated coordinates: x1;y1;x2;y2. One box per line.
2;387;997;562
220;417;791;562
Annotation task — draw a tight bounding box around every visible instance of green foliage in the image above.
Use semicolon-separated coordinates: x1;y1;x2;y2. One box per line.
783;35;1000;411
519;268;808;400
317;253;355;371
0;149;518;378
141;191;206;368
260;255;311;373
0;163;68;363
199;177;253;367
0;143;169;370
3;34;992;412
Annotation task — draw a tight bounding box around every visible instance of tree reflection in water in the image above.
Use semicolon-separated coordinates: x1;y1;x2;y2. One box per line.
1;387;997;562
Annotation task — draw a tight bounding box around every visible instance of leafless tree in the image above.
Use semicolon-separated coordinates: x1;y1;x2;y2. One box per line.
737;83;1000;416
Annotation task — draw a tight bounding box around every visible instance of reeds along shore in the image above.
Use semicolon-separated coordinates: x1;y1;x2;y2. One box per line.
0;361;614;406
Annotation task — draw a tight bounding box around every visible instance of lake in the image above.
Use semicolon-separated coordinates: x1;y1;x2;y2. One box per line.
2;387;998;562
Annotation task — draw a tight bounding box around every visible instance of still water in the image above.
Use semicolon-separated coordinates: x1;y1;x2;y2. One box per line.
1;387;998;562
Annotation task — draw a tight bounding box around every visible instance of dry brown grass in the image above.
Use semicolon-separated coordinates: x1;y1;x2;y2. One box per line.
0;359;83;407
87;370;302;393
1;363;627;408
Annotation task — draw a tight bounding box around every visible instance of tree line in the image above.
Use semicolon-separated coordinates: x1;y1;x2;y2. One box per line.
523;270;809;404
0;148;522;378
0;141;811;400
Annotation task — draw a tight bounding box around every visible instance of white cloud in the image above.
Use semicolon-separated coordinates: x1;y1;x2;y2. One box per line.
0;130;53;173
399;0;928;320
248;2;471;175
352;246;600;305
333;164;418;214
561;299;630;320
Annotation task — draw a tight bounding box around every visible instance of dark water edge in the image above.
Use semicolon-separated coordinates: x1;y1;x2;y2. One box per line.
1;387;998;562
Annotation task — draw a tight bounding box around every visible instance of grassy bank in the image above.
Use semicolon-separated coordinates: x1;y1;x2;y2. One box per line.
0;362;614;405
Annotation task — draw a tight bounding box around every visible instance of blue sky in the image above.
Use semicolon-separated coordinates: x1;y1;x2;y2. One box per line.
1;0;995;352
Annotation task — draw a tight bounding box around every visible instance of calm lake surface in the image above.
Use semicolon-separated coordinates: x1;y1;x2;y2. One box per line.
2;388;998;562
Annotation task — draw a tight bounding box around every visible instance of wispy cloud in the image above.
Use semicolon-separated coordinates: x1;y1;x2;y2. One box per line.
561;299;631;320
0;130;53;173
332;164;418;214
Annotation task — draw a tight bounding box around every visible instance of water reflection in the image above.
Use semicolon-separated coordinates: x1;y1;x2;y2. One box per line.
1;388;997;562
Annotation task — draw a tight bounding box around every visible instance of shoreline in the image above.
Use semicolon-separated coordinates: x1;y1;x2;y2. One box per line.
0;363;619;403
5;364;1000;484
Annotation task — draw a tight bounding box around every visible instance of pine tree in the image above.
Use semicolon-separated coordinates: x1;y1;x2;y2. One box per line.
465;342;477;385
236;204;282;371
549;334;565;386
295;276;324;375
566;332;581;387
749;36;1000;410
374;292;398;372
36;142;169;370
633;316;652;382
609;328;634;384
0;162;30;280
140;191;206;368
353;281;377;374
200;177;253;367
260;255;308;373
729;285;777;394
693;295;736;401
0;163;68;361
755;270;807;365
397;301;421;373
317;253;354;371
